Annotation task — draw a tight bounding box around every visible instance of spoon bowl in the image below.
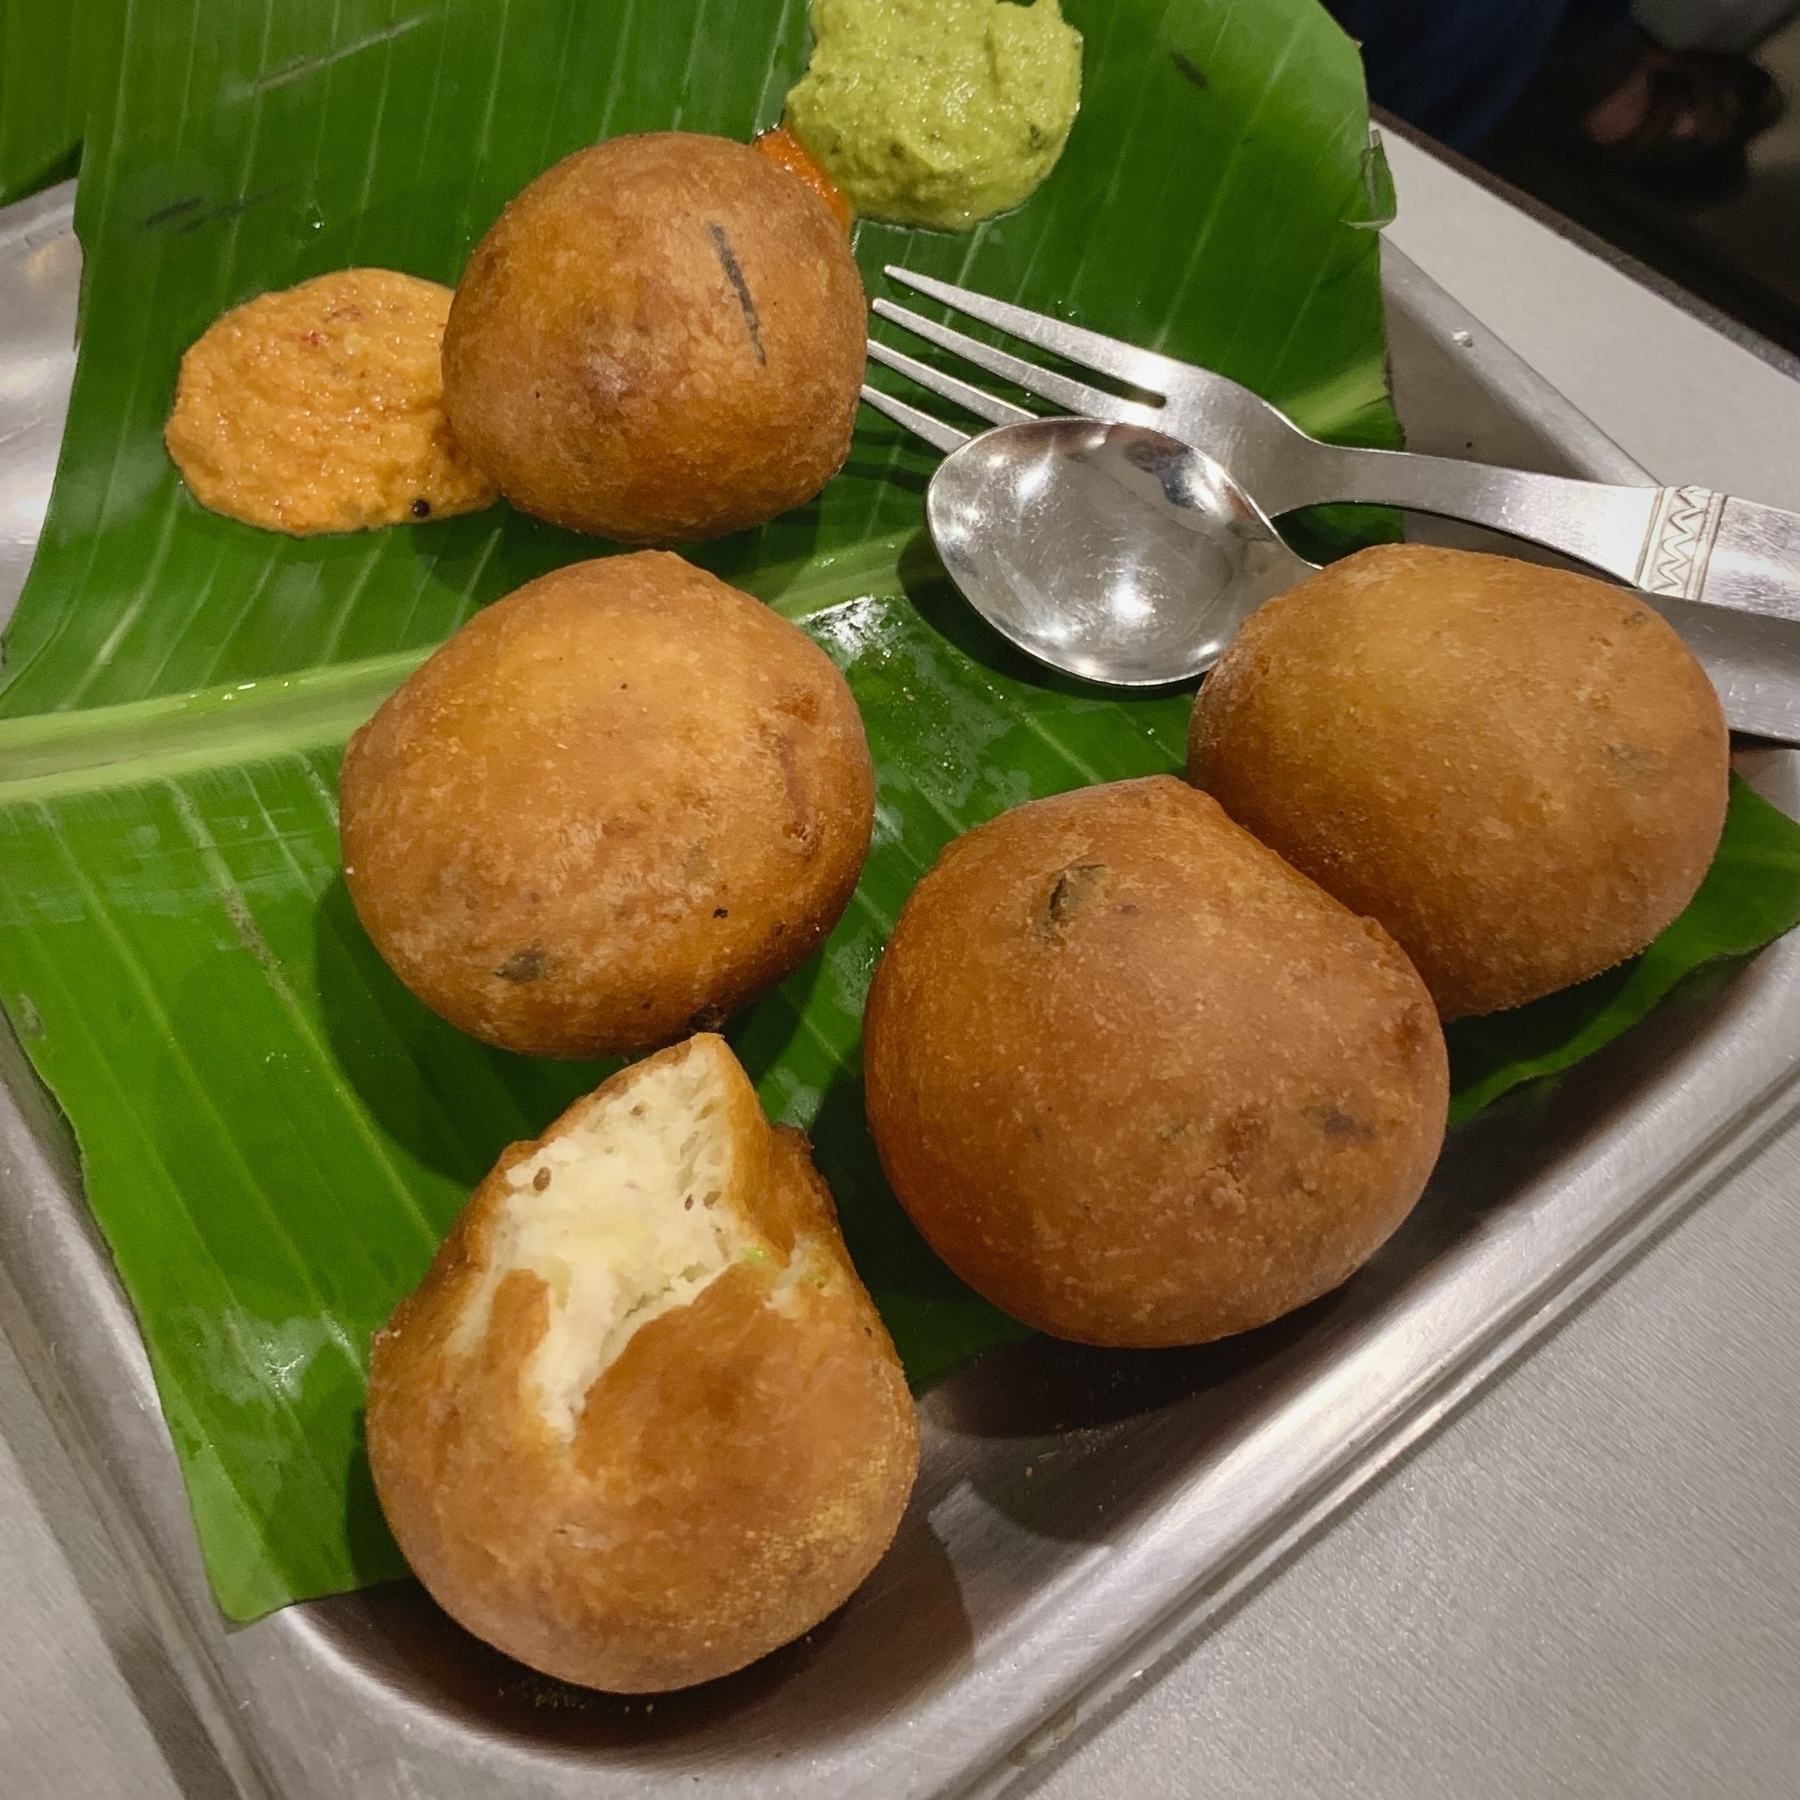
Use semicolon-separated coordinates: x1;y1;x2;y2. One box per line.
925;417;1316;687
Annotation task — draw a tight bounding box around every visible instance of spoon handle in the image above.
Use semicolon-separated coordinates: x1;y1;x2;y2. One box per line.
1295;444;1800;625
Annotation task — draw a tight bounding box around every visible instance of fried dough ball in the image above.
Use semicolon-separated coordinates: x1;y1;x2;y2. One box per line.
338;552;875;1058
1188;545;1730;1020
368;1034;918;1693
442;132;866;543
165;269;495;534
862;777;1448;1348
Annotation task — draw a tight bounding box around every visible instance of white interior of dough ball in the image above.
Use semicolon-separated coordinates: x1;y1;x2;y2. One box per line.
448;1050;757;1439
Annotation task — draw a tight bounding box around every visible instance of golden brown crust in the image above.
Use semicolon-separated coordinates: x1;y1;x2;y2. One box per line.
366;1036;918;1693
1187;544;1730;1019
861;777;1448;1348
164;269;495;534
442;132;866;543
337;551;875;1058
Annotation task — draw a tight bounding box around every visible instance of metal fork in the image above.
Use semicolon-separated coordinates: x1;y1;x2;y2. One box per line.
861;266;1800;627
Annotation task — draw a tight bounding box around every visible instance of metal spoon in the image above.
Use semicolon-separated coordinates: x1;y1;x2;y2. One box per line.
925;416;1315;688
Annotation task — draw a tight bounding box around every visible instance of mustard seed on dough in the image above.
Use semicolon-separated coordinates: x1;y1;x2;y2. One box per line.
165;268;496;535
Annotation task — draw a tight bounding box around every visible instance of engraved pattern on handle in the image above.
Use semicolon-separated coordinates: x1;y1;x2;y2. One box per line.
1634;486;1726;600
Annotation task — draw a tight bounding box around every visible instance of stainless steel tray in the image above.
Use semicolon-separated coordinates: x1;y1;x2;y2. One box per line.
2;180;1797;1800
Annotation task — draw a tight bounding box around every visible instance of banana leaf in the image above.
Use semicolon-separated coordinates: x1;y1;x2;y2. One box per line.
0;0;1399;717
1;0;1794;1630
0;0;100;204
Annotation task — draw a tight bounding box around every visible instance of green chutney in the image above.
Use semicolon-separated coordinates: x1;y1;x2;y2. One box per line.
784;0;1083;231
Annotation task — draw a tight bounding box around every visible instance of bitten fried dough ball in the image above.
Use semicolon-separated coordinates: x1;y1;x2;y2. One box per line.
1187;544;1730;1020
367;1034;918;1693
443;132;866;542
862;777;1448;1348
338;552;875;1058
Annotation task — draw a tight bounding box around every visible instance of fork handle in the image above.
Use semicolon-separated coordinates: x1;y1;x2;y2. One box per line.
1296;445;1800;625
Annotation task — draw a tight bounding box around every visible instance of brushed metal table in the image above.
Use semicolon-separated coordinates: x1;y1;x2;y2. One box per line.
1;131;1796;1800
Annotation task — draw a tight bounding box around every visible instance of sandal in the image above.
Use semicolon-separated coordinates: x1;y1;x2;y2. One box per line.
1500;30;1785;203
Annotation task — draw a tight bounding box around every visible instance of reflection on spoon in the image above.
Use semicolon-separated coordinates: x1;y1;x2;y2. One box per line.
926;418;1316;687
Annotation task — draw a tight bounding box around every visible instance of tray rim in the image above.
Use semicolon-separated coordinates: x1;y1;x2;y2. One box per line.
1;184;1797;1800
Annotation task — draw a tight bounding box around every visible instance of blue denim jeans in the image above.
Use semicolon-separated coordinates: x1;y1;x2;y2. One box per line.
1325;0;1637;147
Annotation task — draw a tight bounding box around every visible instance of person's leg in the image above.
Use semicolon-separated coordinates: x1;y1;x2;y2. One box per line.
1554;0;1640;64
1324;0;1619;147
1329;0;1781;191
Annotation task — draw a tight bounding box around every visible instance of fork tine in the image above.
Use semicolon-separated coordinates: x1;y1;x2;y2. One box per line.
872;299;1162;431
858;383;971;455
866;339;1038;430
882;266;1189;398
